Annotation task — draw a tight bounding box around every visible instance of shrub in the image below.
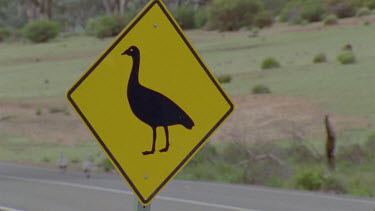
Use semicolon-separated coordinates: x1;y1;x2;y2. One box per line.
35;108;42;116
300;0;325;22
321;174;348;193
22;20;60;43
217;74;232;84
254;10;274;28
221;143;247;164
70;157;81;164
41;156;51;163
103;158;115;172
337;144;364;164
86;14;133;38
324;0;356;18
0;27;12;42
279;0;303;23
365;0;375;9
263;0;289;16
49;107;67;114
173;6;196;29
194;8;208;28
261;57;280;69
206;0;263;31
356;7;371;16
313;53;327;63
280;0;324;23
363;133;375;160
295;170;323;190
323;14;339;25
187;143;217;167
242;153;291;185
363;0;375;9
252;84;271;94
365;133;375;150
337;50;356;64
287;142;322;163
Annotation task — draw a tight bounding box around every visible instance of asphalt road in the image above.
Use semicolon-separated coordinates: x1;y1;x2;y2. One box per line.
0;162;375;211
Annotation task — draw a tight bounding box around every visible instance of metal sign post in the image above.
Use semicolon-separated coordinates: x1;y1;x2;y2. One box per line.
134;196;150;211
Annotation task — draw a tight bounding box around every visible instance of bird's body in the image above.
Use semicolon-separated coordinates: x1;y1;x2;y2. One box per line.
128;84;194;129
122;46;194;155
82;154;93;178
57;150;68;173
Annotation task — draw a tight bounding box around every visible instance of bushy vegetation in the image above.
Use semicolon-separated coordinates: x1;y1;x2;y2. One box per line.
324;0;357;18
35;108;42;116
261;57;280;69
216;74;232;84
337;144;364;164
21;20;60;43
295;170;323;190
279;0;366;24
179;143;290;185
252;84;271;94
206;0;263;31
103;157;115;172
41;156;51;163
279;0;303;23
365;0;375;9
86;14;134;38
263;0;289;16
323;14;339;25
254;10;274;28
280;0;324;23
0;27;12;42
295;170;347;193
313;53;327;63
299;0;325;22
321;174;347;193
194;8;208;28
177;130;375;197
365;132;375;150
173;6;196;29
337;50;356;64
356;7;371;17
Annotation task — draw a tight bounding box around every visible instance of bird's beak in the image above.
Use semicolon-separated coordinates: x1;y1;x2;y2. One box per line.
121;50;128;55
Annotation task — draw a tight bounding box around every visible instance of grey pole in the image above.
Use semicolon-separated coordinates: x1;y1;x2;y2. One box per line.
134;196;151;211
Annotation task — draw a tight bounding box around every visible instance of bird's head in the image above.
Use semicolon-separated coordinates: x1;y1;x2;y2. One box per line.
122;46;139;57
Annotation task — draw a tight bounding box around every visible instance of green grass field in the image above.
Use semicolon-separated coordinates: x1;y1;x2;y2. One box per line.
1;25;375;119
1;22;375;197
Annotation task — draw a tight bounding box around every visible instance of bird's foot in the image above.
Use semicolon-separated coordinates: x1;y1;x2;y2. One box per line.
159;145;169;153
142;150;155;155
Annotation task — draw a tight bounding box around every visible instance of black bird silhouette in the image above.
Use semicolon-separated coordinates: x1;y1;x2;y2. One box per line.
122;46;195;155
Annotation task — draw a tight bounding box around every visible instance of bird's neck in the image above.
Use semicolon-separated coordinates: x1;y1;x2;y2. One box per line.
129;54;140;87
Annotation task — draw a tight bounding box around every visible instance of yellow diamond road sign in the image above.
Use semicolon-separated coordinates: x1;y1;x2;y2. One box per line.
67;0;234;205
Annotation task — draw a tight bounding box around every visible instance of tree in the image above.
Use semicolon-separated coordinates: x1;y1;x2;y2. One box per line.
23;0;52;21
101;0;135;15
0;0;28;28
325;115;336;171
53;0;104;29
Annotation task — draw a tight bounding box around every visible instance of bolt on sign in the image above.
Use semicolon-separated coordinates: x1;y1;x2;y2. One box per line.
67;0;234;206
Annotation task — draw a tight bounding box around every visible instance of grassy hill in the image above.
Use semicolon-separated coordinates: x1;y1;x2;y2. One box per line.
1;18;375;197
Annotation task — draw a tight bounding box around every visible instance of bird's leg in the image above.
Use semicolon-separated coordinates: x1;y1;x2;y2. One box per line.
143;127;156;155
160;126;169;153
